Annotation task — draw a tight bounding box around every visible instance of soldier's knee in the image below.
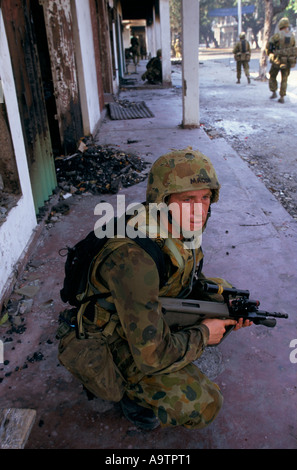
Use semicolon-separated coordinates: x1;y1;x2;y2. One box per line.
195;386;223;428
188;383;223;429
157;382;223;429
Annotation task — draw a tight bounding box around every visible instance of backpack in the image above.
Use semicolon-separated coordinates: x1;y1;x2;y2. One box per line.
59;214;167;308
57;216;201;402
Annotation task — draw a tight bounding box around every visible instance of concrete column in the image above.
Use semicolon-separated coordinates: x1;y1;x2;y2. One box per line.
182;0;200;127
146;24;155;58
159;0;171;85
72;0;101;135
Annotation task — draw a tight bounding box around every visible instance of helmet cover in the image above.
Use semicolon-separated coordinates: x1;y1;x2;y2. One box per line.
146;147;220;205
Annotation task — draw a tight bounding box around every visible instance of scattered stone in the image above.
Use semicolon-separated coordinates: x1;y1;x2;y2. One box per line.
14;285;39;298
19;299;33;315
26;352;44;363
7;323;26;335
194;347;225;380
55;139;149;196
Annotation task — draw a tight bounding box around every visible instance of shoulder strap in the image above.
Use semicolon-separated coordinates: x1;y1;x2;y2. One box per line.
85;235;167;310
133;236;167;288
165;238;184;269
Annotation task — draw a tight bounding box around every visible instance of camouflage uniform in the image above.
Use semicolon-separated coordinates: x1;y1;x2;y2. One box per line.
233;32;251;84
266;18;296;102
82;148;228;429
131;35;140;65
141;50;162;84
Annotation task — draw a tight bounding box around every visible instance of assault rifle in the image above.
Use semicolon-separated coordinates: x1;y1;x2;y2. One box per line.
268;41;276;54
161;283;288;344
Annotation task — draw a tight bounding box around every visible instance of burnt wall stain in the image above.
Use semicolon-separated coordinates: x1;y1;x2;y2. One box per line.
1;0;57;212
0;104;21;194
43;0;83;153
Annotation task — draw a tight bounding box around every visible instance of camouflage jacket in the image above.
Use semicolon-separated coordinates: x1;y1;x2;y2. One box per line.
266;32;296;65
86;148;221;381
233;39;251;55
88;232;209;379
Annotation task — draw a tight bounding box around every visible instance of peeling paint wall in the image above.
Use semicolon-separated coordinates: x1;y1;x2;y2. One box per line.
1;0;57;212
0;9;37;304
89;0;105;112
42;0;83;152
96;0;114;94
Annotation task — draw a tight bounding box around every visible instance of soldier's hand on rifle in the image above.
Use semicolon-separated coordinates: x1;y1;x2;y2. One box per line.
201;318;252;345
233;318;253;331
202;319;237;345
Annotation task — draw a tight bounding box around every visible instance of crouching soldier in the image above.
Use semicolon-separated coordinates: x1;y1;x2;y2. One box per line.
141;49;162;84
58;148;251;430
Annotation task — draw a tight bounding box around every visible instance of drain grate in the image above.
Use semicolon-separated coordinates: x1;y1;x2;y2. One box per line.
108;101;154;120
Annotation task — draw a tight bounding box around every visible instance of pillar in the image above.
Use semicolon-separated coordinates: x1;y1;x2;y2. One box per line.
159;0;171;85
182;0;200;127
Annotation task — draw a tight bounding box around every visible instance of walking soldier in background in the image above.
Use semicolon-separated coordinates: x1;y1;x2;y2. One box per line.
233;32;251;84
266;17;297;103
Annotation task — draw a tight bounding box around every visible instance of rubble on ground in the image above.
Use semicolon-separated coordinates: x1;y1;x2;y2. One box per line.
55;138;150;196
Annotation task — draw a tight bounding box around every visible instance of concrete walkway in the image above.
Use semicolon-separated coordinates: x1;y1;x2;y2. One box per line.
1;58;296;451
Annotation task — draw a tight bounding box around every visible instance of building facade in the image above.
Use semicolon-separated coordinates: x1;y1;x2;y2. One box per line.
0;0;173;308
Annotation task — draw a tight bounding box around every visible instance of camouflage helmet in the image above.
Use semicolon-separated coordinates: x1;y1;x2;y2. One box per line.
278;17;290;30
239;32;246;39
146;147;220;205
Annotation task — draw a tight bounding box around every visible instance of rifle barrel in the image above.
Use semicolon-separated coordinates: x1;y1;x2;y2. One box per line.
258;310;288;319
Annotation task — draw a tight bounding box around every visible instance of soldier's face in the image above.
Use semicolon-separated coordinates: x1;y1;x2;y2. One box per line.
167;189;212;237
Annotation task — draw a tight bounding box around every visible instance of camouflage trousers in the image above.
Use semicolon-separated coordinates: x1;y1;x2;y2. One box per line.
269;64;290;96
110;276;229;428
124;362;223;429
236;60;250;80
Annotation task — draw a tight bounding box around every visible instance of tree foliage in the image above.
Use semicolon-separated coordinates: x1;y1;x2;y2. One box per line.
170;0;181;41
170;0;297;47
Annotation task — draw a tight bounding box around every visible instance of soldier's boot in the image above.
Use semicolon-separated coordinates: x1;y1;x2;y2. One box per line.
270;91;277;99
247;76;251;84
278;96;285;103
236;79;240;84
120;394;160;431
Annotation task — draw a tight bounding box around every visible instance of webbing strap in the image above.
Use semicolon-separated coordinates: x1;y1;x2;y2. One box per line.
165;238;184;269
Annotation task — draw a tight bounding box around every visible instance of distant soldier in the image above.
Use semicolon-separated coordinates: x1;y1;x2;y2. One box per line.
141;49;162;84
233;32;251;84
174;38;182;58
131;35;140;65
266;17;297;103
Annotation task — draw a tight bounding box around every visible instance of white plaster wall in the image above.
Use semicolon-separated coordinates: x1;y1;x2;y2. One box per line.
182;0;200;126
112;20;120;94
105;0;119;93
73;0;101;135
0;11;37;297
146;25;155;58
159;0;171;84
123;27;131;50
154;15;161;53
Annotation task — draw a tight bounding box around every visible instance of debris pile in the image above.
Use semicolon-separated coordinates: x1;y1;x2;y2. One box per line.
55;139;150;196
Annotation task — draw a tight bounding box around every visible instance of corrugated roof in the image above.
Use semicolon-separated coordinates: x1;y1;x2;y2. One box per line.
108;101;154;120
